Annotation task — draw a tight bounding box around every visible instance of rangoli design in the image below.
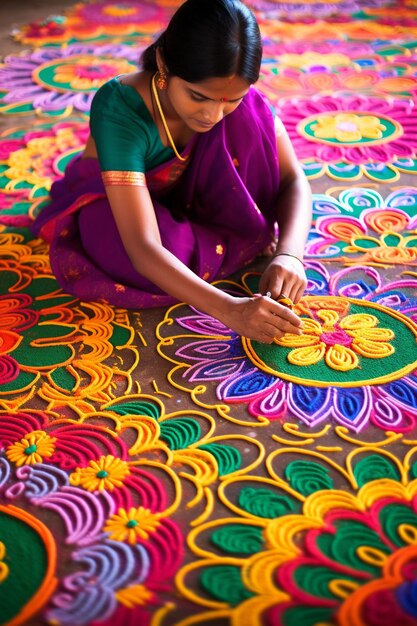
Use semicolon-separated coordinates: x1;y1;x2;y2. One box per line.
157;269;417;433
1;1;417;625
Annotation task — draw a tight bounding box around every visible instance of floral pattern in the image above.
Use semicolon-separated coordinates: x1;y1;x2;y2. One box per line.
158;267;417;433
307;186;417;264
105;507;161;543
258;39;417;102
274;95;417;182
176;445;417;626
6;430;57;466
0;247;139;407
0;120;89;228
0;406;184;625
275;308;394;371
0;44;139;116
310;112;388;143
70;455;131;492
13;1;178;45
2;1;417;625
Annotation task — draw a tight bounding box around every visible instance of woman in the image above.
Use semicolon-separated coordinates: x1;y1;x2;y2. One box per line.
32;0;312;344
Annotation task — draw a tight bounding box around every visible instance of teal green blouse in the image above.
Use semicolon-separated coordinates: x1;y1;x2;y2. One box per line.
90;77;174;175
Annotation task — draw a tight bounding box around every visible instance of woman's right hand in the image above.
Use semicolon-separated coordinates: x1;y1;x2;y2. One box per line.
219;294;303;343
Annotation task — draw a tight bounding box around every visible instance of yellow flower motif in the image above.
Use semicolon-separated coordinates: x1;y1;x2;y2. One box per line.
311;113;386;143
69;455;130;492
346;231;417;265
6;430;57;467
275;309;395;371
104;506;161;544
115;584;153;608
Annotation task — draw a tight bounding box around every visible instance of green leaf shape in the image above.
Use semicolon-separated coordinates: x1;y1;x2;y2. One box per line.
0;370;38;394
159;418;201;450
199;565;254;606
283;606;334;626
11;324;76;368
109;323;133;348
210;524;263;555
363;164;399;182
0;101;35;115
285;460;333;496
394;158;417;174
0;272;74;312
410;461;417;480
302;161;326;177
353;454;401;487
26;276;74;305
108;400;161;419
328;163;361;180
13;181;37;191
0;201;32;216
381;233;402;247
316;519;390;577
49;366;78;393
294;564;360;601
198;443;241;476
352;237;380;249
405;237;417;248
238;487;300;519
378;502;417;548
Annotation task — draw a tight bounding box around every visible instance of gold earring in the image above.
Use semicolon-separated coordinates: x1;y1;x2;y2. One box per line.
156;69;167;90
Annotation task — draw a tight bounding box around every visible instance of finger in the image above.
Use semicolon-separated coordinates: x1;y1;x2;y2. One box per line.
262;322;287;340
269;279;285;300
267;310;302;335
258;330;275;344
293;281;307;304
281;280;299;304
276;295;294;309
268;279;296;303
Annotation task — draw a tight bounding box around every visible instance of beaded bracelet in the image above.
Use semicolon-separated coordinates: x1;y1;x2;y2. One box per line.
273;252;304;265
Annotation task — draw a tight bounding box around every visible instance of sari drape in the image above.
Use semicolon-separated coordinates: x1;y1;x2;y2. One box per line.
31;87;280;308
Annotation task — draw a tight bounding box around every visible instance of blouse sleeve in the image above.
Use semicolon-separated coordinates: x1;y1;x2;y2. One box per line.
89;79;148;187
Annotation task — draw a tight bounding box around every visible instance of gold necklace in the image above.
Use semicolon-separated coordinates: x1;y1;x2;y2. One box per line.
151;73;188;162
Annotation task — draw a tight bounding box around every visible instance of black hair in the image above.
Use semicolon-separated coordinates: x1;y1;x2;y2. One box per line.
140;0;262;84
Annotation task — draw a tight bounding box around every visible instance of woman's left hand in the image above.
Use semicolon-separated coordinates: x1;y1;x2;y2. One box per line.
258;254;307;304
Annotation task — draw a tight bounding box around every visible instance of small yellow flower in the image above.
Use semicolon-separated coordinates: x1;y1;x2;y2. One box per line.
6;430;56;467
115;584;153;608
104;506;161;544
69;455;130;492
312;113;386;143
276;309;394;371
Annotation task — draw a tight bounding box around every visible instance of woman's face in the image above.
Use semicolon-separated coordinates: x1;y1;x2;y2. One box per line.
163;75;251;132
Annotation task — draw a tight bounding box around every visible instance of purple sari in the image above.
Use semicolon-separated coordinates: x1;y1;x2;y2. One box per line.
31;87;280;308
